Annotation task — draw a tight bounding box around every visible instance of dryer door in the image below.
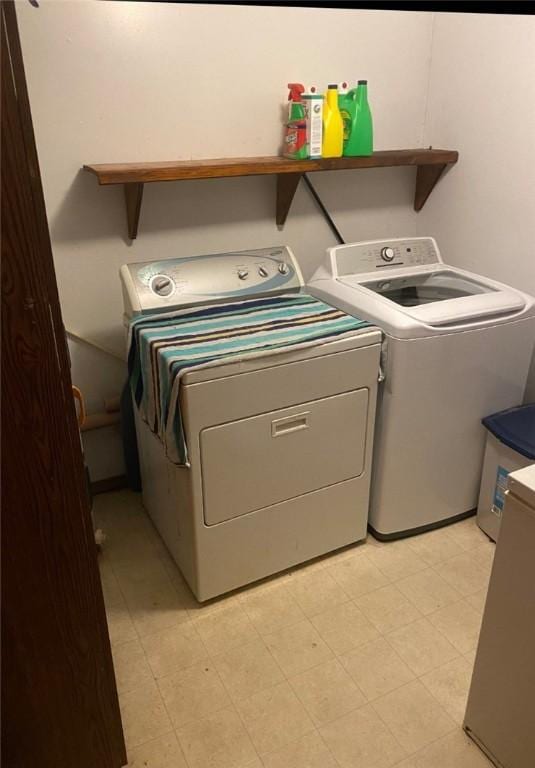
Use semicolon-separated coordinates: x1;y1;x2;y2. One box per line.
200;388;368;525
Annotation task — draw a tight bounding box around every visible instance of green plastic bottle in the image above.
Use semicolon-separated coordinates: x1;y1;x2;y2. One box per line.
343;80;373;157
338;83;354;150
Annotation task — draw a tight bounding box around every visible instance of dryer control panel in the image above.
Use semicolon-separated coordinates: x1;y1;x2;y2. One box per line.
120;246;303;317
333;238;441;276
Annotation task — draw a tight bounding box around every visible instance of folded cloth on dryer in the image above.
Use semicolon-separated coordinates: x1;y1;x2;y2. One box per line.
127;293;370;466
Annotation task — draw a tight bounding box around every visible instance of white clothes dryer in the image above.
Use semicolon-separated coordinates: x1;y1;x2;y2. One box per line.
120;246;381;600
308;237;535;539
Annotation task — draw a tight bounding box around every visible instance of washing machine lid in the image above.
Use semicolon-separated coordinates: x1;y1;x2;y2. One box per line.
356;269;495;306
342;269;526;327
308;238;533;337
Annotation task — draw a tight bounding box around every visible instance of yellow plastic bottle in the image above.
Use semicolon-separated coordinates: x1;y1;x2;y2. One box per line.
322;84;344;158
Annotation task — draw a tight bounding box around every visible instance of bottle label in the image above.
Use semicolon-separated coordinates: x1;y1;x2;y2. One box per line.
340;109;351;142
284;124;307;159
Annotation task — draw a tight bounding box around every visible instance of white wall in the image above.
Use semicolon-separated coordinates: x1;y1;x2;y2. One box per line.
17;1;434;478
17;1;432;358
68;337;126;481
419;12;535;399
17;3;535;479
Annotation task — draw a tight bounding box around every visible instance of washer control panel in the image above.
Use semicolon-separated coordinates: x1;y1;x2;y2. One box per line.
334;238;441;276
120;246;303;315
380;247;395;263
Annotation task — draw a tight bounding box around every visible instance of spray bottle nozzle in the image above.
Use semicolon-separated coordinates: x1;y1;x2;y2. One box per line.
287;83;305;102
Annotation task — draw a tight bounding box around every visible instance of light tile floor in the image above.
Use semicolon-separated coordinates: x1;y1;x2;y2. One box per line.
95;491;495;768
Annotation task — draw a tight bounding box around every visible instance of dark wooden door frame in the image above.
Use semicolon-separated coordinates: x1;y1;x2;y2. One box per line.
1;2;126;766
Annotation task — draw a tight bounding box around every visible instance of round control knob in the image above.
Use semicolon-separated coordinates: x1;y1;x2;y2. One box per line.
381;247;395;262
258;266;269;278
151;275;174;297
237;269;249;280
278;262;289;275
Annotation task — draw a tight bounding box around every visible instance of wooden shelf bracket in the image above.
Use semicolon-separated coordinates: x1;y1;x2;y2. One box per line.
124;182;144;240
414;163;447;211
276;173;302;227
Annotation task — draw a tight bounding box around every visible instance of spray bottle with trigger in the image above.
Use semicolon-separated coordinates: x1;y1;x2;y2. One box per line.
283;83;307;160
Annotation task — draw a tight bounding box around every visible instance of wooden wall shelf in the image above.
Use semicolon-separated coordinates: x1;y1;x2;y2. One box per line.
83;148;458;239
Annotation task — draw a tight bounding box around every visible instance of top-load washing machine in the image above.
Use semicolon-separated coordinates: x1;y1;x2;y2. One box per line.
308;237;535;539
120;246;381;600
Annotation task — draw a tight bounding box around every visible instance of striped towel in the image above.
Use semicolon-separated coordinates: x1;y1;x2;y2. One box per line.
127;293;370;466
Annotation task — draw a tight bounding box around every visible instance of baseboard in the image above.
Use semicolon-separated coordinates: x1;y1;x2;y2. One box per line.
90;474;128;495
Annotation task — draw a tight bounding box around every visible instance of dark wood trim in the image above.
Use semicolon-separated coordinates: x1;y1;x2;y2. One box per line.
1;3;126;766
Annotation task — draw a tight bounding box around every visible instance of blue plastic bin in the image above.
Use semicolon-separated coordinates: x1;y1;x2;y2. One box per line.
477;404;535;541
